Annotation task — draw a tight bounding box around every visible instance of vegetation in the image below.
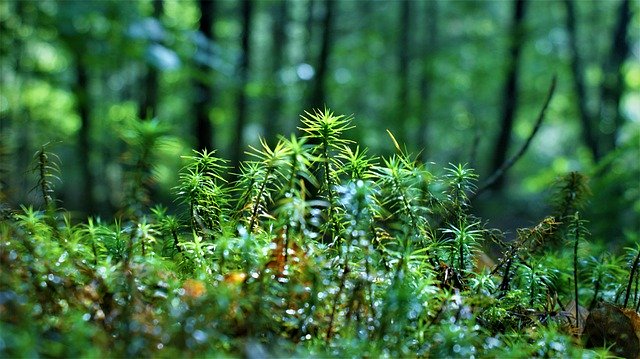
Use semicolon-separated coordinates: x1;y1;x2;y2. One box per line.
1;0;638;357
2;108;639;358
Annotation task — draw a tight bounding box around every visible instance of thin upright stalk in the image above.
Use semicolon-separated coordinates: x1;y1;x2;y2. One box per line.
623;249;640;308
249;168;272;232
573;214;581;327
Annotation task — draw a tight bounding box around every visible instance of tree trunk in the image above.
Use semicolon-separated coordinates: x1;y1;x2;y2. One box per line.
264;0;288;144
307;0;334;110
417;0;438;159
195;0;215;151
563;0;600;160
396;0;411;143
138;0;164;120
599;0;630;154
306;0;316;49
74;51;95;215
490;0;527;191
231;0;254;172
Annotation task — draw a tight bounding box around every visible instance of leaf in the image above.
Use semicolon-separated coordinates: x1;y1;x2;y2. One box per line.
224;272;247;285
386;129;402;153
473;250;496;273
561;299;589;335
182;279;206;299
265;231;308;276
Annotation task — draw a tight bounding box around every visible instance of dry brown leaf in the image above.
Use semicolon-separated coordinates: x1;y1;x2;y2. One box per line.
224;271;247;285
583;302;639;359
473;250;496;273
182;279;206;298
265;231;308;276
561;299;589;335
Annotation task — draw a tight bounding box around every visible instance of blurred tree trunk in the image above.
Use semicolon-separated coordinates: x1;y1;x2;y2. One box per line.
490;0;527;191
417;0;438;159
195;0;215;151
563;0;600;160
564;0;631;161
264;1;288;144
73;50;96;214
599;0;630;154
307;0;334;110
138;0;164;121
396;0;411;143
231;0;254;172
306;0;316;50
8;1;30;205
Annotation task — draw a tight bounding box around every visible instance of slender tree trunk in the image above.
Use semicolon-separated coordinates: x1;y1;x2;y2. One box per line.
306;0;316;54
563;0;600;160
417;0;438;159
264;0;288;144
490;0;527;191
307;0;334;110
138;0;164;120
195;0;215;151
599;0;630;154
6;1;27;205
396;0;411;143
74;51;95;215
231;0;254;172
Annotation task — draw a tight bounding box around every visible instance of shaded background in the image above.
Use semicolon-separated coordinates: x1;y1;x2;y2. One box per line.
1;0;638;243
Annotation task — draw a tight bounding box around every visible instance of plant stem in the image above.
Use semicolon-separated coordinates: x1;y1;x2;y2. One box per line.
499;256;513;294
623;249;640;308
249;168;271;232
573;213;580;327
459;233;465;273
321;137;339;243
172;228;181;253
589;275;601;311
326;259;349;343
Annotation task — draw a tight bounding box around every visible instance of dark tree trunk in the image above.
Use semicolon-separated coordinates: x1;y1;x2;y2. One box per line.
305;0;316;54
417;0;438;159
563;0;600;160
138;0;164;120
599;0;630;154
264;0;288;144
307;0;334;110
231;0;254;172
6;1;28;205
396;0;411;143
195;0;215;151
74;51;95;215
490;0;527;191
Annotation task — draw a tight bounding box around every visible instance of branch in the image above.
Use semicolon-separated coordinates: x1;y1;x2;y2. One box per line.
473;75;557;199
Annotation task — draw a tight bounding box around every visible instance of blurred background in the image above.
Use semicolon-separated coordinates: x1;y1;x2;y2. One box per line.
0;0;638;243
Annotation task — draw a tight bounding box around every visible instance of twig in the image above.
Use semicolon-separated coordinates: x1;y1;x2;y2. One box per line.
572;212;581;328
473;76;557;199
623;248;640;308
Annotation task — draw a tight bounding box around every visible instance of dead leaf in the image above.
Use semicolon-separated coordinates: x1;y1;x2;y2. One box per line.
583;302;640;359
265;230;308;276
561;299;589;335
473;250;496;273
182;279;206;298
224;272;247;285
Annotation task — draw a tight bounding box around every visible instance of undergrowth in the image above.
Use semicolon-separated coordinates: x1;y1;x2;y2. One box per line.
1;108;639;358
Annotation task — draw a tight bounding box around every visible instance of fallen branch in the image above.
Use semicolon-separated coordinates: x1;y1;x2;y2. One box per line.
473;75;557;199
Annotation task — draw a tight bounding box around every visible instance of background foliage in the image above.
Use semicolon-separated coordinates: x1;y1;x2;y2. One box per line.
1;0;638;236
